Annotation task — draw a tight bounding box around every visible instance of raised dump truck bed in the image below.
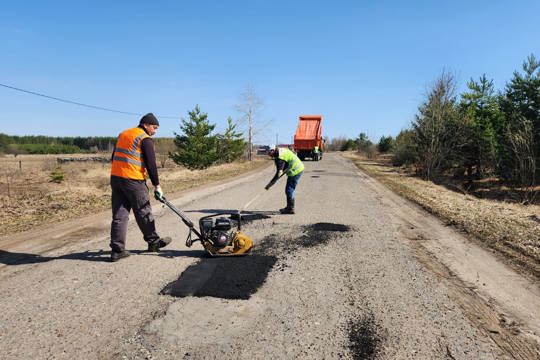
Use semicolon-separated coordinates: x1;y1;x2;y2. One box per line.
293;115;323;161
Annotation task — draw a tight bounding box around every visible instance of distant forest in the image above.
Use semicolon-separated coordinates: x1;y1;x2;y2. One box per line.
0;133;117;154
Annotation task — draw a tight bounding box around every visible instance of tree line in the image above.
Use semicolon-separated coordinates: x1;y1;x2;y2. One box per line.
330;54;539;202
0;134;116;154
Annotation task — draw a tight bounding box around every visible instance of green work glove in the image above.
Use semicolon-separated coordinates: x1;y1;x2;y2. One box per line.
154;185;164;201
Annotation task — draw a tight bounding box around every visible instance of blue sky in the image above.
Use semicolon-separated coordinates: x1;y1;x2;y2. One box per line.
1;1;539;144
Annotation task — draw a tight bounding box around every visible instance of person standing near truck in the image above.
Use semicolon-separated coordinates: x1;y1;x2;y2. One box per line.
109;113;171;262
265;147;304;214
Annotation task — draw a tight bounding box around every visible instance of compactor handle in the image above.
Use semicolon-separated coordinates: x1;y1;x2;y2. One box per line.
158;196;194;229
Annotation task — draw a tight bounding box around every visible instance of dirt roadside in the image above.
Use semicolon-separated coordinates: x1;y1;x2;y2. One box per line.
344;152;540;281
0;155;269;237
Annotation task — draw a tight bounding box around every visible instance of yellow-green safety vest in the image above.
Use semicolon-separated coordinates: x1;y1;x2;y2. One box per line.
278;148;304;177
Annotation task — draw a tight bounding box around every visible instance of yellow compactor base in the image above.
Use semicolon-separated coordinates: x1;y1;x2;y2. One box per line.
203;231;254;257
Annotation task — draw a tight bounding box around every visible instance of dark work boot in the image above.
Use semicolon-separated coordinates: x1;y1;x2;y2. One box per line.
111;250;131;262
280;198;295;214
147;237;172;252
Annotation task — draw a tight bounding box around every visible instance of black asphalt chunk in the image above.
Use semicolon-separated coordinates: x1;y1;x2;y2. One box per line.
310;222;351;232
347;314;383;360
161;255;277;300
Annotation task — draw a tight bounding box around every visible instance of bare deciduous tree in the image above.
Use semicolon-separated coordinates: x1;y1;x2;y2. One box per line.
508;119;537;203
413;71;461;180
235;85;264;161
154;138;177;168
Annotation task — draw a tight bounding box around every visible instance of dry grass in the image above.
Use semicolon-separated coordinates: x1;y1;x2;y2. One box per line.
0;154;269;237
344;152;540;279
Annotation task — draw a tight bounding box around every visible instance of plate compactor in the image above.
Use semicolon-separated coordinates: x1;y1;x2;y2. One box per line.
157;197;253;256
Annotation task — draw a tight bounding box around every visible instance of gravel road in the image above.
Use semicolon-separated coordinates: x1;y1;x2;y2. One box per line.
0;153;538;359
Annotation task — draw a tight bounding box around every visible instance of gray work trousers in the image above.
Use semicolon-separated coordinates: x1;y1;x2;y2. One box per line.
110;176;160;252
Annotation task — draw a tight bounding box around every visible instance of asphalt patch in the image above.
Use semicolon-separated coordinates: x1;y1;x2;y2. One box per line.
347;314;382;359
310;222;350;232
161;255;277;300
295;222;352;248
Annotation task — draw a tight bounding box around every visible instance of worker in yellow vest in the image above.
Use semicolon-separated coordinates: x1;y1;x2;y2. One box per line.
109;113;171;262
265;147;304;214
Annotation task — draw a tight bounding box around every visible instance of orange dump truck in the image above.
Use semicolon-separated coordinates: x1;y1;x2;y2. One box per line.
293;115;323;161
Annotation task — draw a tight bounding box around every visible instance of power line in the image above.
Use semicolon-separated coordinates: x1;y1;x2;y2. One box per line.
0;82;179;119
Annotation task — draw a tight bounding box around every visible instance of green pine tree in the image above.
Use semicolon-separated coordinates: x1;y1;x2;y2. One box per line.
170;105;218;170
459;74;503;177
218;117;245;163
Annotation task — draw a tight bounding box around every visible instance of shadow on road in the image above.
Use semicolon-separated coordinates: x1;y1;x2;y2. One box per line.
184;209;279;216
0;249;206;266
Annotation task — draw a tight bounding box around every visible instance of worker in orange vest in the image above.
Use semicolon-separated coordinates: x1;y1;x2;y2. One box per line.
109;113;171;262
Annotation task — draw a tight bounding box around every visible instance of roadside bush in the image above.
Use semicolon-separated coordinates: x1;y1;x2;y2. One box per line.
377;136;395;153
392;130;417;166
341;139;358;151
366;144;378;159
327;136;348;151
50;166;66;183
356;133;372;153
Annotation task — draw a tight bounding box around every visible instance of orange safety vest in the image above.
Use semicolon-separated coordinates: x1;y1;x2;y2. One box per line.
111;127;149;180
